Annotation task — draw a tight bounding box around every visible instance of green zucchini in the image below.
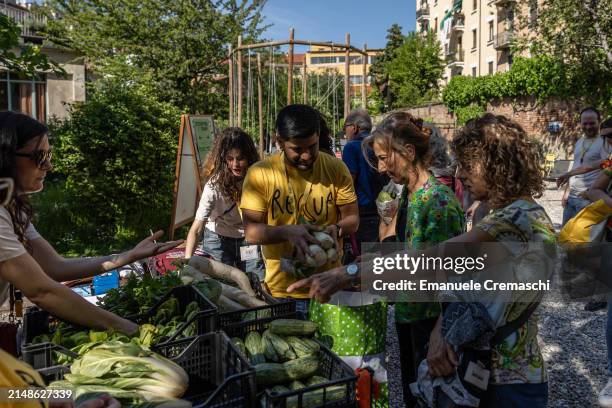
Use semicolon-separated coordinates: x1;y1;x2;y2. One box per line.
261;330;280;362
286;336;320;358
264;330;296;361
245;331;266;365
270;319;318;336
284;355;319;381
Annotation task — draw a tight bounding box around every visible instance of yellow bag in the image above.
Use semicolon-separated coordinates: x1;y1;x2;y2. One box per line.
558;199;612;243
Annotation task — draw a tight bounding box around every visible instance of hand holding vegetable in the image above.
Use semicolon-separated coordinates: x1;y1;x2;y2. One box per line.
126;230;184;263
286;265;353;303
281;224;322;262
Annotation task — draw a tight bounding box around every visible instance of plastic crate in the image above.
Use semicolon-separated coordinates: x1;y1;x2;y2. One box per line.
22;342;78;370
38;333;257;408
22;307;51;345
220;309;357;408
139;285;218;345
93;271;120;295
217;301;296;334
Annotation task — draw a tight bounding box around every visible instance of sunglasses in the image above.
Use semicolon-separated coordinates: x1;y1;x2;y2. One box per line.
16;148;53;169
0;178;13;206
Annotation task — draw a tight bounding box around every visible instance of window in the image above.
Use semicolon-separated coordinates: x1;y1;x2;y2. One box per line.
434;17;438;33
311;56;345;64
349;56;363;65
472;29;477;49
0;72;46;122
472;67;477;77
457;35;463;50
349;75;364;85
473;0;477;10
508;53;514;67
488;61;494;74
488;21;494;42
369;56;379;64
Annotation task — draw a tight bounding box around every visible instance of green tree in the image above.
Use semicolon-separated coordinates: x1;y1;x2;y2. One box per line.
386;31;444;108
369;23;405;111
39;77;181;254
0;13;63;77
515;0;612;110
41;0;267;115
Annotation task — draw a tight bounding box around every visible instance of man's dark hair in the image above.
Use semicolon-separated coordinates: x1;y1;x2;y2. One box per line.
276;104;321;140
580;107;601;121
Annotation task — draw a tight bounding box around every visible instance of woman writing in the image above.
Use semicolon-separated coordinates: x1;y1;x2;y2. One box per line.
0;111;180;336
184;127;263;279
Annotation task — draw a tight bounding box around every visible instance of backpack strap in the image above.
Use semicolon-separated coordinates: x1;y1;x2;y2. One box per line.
490;302;540;346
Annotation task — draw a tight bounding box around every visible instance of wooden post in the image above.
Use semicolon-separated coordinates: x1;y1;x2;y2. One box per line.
344;33;351;119
237;35;243;127
302;59;308;104
287;28;295;105
257;53;265;158
228;45;234;126
362;43;368;109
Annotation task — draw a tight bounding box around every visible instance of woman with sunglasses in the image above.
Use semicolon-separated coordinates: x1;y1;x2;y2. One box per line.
0;111;181;338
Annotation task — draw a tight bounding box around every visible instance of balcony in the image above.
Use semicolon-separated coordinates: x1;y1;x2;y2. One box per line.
0;3;46;39
445;50;465;66
416;5;430;21
451;14;465;32
494;31;514;49
492;0;516;7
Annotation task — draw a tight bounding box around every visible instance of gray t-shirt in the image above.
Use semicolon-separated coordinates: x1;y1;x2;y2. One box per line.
194;179;244;239
569;136;612;197
0;207;41;306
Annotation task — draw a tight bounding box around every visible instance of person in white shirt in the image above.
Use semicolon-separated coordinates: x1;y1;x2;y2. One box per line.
0;111;181;337
184;127;264;279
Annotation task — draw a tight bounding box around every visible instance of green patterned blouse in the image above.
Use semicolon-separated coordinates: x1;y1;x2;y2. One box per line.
395;175;465;324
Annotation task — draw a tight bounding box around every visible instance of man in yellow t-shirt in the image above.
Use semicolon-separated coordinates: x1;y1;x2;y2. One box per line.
241;104;358;310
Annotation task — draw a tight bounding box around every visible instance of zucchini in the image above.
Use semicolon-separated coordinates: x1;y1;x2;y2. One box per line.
261;330;280;362
288;380;305;391
231;337;247;357
264;330;296;361
284;355;319;381
286;336;319;358
269;319;318;336
305;376;328;387
285;386;347;408
269;385;290;395
194;278;222;303
245;331;266;365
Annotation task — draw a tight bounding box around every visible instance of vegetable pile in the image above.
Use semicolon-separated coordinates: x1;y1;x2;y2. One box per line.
48;341;190;407
232;319;347;407
281;231;339;278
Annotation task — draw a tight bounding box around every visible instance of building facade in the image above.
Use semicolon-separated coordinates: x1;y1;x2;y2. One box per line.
417;0;535;83
1;1;86;121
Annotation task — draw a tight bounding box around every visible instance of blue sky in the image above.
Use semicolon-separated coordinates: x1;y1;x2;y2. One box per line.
262;0;417;50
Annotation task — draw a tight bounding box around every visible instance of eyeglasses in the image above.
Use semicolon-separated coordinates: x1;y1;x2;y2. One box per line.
0;178;13;206
16;148;53;169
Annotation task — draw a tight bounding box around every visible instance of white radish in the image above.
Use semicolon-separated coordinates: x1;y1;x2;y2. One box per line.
313;231;335;250
220;282;267;308
188;256;257;297
308;244;328;267
326;248;338;263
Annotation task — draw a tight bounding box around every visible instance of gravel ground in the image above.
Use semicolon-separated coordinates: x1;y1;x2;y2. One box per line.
385;182;608;407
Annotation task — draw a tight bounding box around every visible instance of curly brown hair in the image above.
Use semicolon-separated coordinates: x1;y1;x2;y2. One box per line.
451;113;544;209
202;127;259;202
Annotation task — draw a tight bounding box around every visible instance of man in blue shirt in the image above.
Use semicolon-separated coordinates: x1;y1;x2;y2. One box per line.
342;109;386;244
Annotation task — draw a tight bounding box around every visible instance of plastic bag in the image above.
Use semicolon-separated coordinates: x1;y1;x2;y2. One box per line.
376;182;402;225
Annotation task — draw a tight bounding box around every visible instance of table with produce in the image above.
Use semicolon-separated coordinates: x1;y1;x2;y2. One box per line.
21;233;359;408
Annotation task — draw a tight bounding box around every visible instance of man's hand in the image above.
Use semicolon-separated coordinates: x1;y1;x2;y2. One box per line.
128;230;183;262
561;188;570;208
557;173;570;188
286;266;353;303
427;318;459;378
282;224;321;262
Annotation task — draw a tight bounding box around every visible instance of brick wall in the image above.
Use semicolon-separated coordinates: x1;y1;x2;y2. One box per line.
397;97;585;159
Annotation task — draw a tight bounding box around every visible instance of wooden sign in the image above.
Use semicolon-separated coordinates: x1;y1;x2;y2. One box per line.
169;114;216;239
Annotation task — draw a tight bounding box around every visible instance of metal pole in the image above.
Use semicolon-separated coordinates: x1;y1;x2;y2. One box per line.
303;58;308;104
344;33;350;119
228;45;234;126
237;35;243;127
257;53;265;158
287;28;295;105
362;43;368;109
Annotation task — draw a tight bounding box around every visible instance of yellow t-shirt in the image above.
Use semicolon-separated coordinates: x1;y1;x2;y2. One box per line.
0;348;48;408
240;152;357;298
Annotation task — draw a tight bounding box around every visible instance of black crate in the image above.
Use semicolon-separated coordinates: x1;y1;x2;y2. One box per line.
217;301;296;335
153;332;256;408
138;285;218;344
219;309;357;408
22;307;50;345
37;333;256;408
22;342;78;370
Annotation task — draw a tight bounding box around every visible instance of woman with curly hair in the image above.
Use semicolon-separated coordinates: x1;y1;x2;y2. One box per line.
291;113;554;407
184;127;264;279
0;112;180;340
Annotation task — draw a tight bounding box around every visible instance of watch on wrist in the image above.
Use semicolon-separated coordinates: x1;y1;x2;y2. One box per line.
346;262;359;284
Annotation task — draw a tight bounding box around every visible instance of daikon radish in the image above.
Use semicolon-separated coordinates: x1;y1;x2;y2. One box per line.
220;282;267;308
216;294;245;312
188;256;256;297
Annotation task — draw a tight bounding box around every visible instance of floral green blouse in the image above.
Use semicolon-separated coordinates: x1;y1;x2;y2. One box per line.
395;175;465;324
476;199;555;384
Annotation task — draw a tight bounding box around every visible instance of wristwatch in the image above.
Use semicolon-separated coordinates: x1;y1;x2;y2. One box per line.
346;262;360;284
